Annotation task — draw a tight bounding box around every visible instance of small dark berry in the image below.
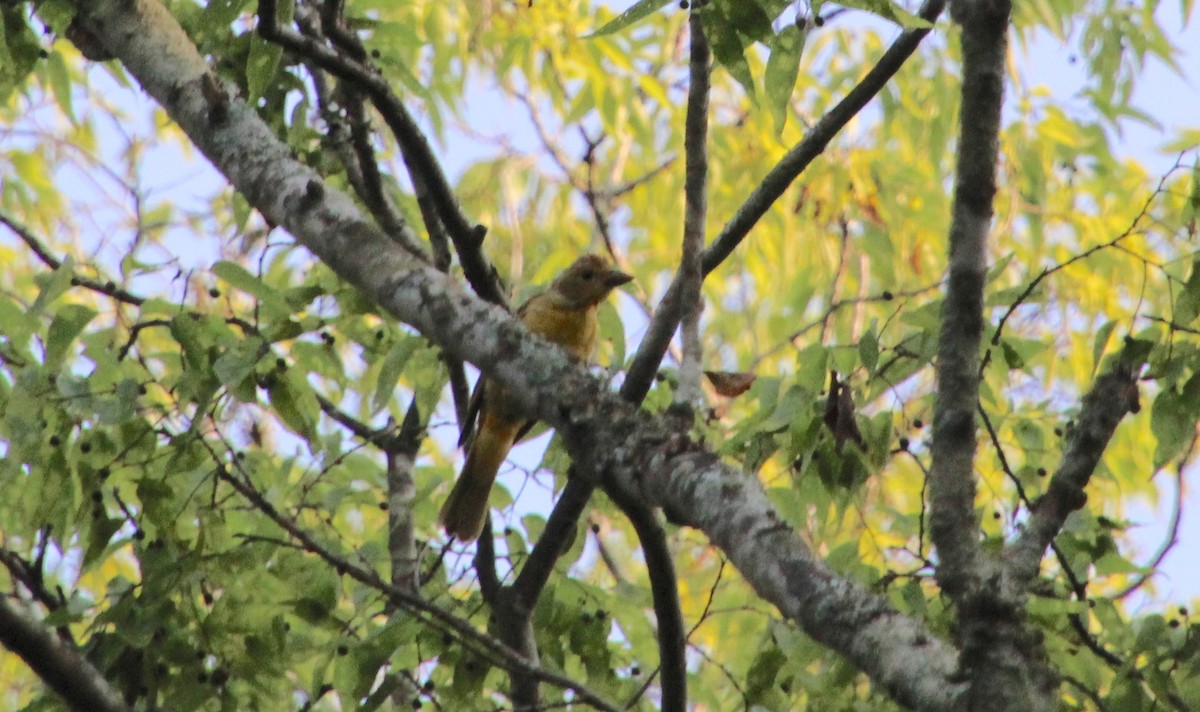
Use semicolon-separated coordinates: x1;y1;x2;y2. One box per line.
882;290;894;300
50;435;61;447
208;288;220;298
898;437;909;451
337;644;349;656
591;523;600;533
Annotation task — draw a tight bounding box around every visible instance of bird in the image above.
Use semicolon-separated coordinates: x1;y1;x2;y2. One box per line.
438;254;633;542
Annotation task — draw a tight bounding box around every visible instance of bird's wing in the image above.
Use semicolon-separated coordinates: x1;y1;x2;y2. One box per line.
458;289;544;449
458;376;484;449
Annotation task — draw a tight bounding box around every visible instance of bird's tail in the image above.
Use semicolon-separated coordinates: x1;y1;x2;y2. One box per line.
439;423;519;541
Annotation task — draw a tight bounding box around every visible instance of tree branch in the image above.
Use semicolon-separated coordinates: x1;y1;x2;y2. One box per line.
606;486;687;712
621;0;947;404
388;401;424;593
211;461;617;710
0;212;145;306
1004;369;1140;584
65;3;964;706
675;12;710;407
0;595;131;712
257;0;508;309
927;0;1008;601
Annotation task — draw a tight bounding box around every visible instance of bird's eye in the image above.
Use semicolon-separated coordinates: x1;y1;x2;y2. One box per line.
581;270;596;280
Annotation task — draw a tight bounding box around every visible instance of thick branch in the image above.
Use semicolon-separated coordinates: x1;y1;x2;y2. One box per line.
934;2;1063;710
388;401;424;593
927;0;1009;599
67;2;964;707
1004;369;1140;583
0;596;131;712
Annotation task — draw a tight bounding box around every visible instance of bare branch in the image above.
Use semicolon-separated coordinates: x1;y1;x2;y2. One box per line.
257;0;508;309
621;0;948;404
676;12;711;408
0;212;144;306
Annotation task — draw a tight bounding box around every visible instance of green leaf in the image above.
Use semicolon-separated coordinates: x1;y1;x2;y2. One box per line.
1182;157;1200;227
1094;551;1142;576
835;0;933;27
1174;255;1200;324
213;338;265;389
267;370;319;443
212;260;290;316
29;256;75;316
587;0;674;37
372;336;421;412
1092;320;1117;372
705;15;756;97
1151;387;1192;469
764;23;806;134
858;320;879;374
597;300;626;369
45;51;75;124
1001;340;1025;369
714;0;774;41
45;303;96;369
246;34;282;104
760;384;808;432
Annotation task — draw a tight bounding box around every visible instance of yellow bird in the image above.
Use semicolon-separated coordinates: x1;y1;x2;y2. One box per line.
439;254;633;542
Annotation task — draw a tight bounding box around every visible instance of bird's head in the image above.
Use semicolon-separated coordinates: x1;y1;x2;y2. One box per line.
550;254;634;308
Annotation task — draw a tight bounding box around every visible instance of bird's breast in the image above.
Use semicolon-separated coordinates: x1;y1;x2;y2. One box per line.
521;301;598;361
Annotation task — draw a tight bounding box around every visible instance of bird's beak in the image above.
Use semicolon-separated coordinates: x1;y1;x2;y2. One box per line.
604;269;634;289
